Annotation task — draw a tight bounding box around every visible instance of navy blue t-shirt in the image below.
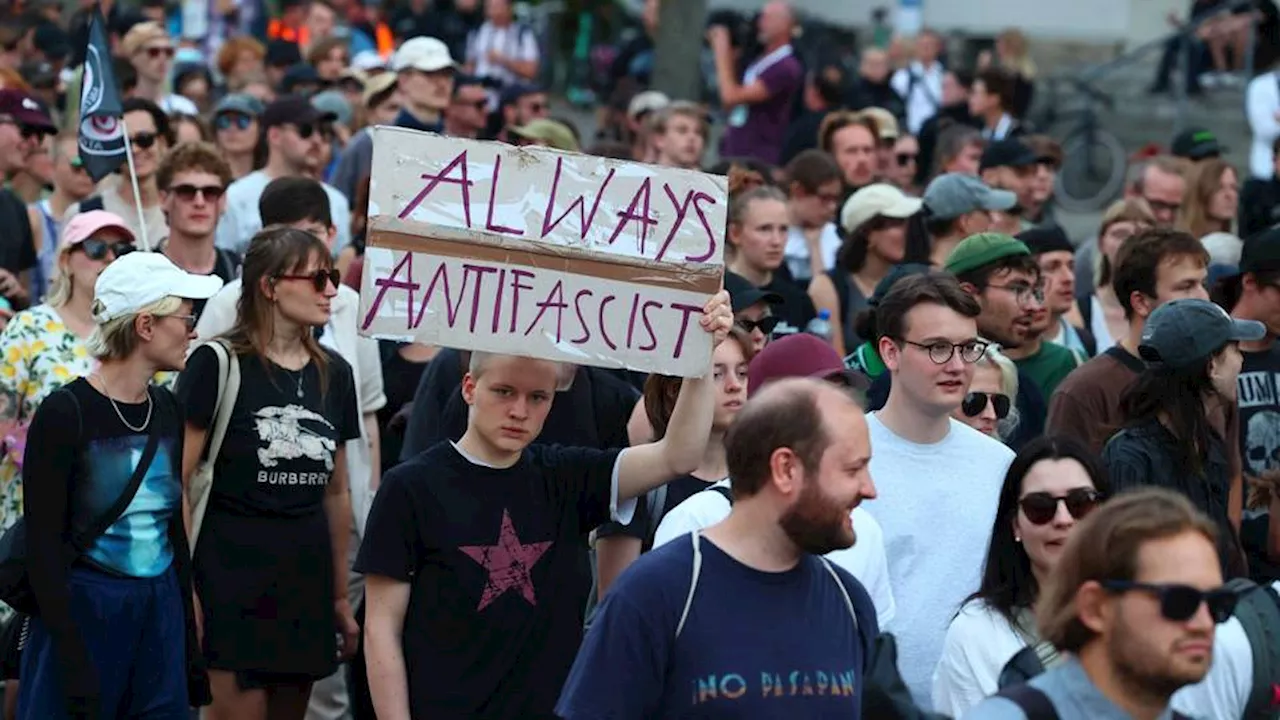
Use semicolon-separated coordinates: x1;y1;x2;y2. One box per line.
556;534;878;719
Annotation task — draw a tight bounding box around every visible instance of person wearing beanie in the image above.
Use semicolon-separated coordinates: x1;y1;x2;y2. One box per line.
1017;224;1096;359
944;232;1059;445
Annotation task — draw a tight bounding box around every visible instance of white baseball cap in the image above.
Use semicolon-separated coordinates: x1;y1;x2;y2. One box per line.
91;252;225;324
840;183;923;234
392;37;458;74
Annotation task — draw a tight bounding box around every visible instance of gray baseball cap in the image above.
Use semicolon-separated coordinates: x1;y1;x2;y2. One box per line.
213;93;264;118
1139;298;1265;370
923;173;1016;221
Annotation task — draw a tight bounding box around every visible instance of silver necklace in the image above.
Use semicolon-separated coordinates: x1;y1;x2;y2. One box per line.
287;367;305;398
94;373;152;432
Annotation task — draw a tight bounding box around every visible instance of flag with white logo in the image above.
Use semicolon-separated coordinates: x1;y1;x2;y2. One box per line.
77;7;125;182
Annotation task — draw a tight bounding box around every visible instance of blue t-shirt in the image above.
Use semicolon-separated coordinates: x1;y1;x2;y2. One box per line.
556;534;877;719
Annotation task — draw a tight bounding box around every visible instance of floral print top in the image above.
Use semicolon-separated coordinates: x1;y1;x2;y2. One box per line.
0;304;93;533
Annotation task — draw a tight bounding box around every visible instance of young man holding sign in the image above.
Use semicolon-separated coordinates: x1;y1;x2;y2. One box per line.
357;290;733;719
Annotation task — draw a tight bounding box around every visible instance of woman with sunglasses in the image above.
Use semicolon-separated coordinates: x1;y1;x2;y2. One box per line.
932;435;1109;717
808;183;922;358
0;211;136;546
19;251;221;719
1103;297;1261;580
950;344;1020;442
178;227;360;720
64;99;172;248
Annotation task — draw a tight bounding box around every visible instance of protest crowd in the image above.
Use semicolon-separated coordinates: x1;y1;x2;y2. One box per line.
1;0;1280;718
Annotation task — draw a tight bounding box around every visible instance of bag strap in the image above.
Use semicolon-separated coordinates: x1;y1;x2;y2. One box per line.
69;387;160;553
995;684;1060;720
675;531;703;639
203;339;240;466
1223;578;1280;719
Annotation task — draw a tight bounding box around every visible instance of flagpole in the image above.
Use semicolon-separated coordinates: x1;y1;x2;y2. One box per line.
118;115;150;252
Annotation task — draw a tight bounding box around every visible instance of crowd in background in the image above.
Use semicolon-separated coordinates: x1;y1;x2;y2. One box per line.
0;1;1273;719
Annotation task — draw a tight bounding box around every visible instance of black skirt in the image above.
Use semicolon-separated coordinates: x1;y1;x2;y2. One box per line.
194;508;336;678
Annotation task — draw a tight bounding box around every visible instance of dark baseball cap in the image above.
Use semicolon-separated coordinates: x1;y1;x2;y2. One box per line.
923;173;1016;220
747;333;867;397
1139;298;1265;369
1238;228;1280;275
0;89;54;132
1016;225;1073;256
724;271;783;314
979;139;1037;172
261;95;336;129
1171;128;1224;161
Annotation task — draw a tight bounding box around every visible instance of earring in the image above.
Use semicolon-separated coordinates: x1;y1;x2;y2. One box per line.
1014;535;1022;543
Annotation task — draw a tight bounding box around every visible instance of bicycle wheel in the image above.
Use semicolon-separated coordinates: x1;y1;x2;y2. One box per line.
1054;128;1128;213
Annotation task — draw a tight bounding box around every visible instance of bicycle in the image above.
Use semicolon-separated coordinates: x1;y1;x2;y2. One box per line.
1031;75;1129;213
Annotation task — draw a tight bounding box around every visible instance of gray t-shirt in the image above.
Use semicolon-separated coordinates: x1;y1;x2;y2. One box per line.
965;658;1186;719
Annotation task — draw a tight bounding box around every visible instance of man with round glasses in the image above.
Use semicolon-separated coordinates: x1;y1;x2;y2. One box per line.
862;271;1015;709
948;232;1076;436
968;488;1235;719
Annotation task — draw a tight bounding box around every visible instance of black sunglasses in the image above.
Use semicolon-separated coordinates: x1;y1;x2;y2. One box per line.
1018;488;1101;525
290;123;317;139
962;391;1011;419
896;152;918;167
277;268;340;292
78;237;135;261
1101;581;1238;624
737;316;779;335
215;113;254;131
130;132;158;149
170;184;225;202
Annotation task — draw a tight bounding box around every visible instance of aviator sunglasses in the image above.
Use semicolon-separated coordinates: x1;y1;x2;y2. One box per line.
1017;488;1101;525
277;268;341;292
1101;580;1238;624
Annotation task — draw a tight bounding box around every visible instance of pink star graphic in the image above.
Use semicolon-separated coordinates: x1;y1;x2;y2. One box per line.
459;510;553;611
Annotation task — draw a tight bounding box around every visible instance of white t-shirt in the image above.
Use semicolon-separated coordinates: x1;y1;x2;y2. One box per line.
1169;581;1279;719
933;600;1030;718
1246;71;1280;180
651;478;897;628
215;170;352;256
784;223;841;284
863;413;1014;709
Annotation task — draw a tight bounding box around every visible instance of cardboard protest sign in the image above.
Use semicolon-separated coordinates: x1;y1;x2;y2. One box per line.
358;127;727;377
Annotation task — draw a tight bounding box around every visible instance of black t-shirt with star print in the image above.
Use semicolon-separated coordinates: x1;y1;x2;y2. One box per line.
355;440;622;719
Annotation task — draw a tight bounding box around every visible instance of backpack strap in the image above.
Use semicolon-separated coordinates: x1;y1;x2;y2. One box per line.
675;531;704;639
1223;577;1280;720
644;484;667;544
995;684;1060;720
707;484;733;505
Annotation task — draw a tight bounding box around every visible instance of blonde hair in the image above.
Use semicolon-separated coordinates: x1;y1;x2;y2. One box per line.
86;295;184;360
976;343;1021;440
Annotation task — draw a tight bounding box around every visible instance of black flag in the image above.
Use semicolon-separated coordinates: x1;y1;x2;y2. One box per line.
76;7;125;182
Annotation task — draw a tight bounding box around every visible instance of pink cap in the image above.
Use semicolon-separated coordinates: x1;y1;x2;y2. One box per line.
59;210;135;252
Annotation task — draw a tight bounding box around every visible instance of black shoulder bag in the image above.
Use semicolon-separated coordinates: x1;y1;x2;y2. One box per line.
0;387;161;615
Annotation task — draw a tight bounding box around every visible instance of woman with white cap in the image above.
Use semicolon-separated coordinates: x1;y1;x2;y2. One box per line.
807;183;922;357
0;211;137;540
17;250;222;717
